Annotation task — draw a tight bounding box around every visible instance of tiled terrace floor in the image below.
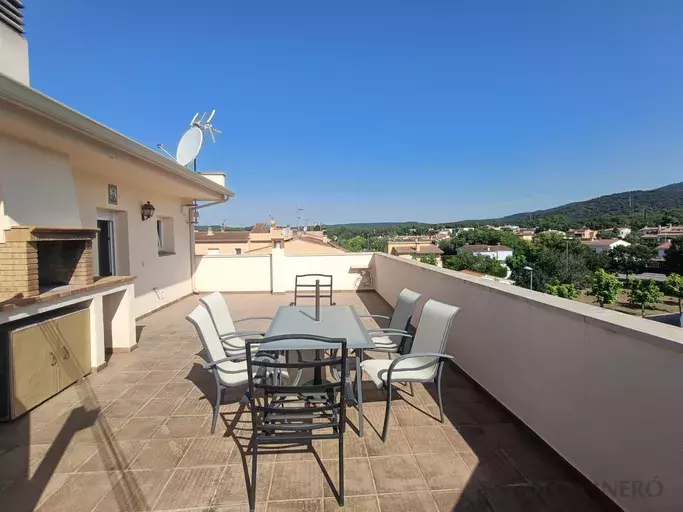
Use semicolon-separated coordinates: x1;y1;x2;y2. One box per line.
0;292;620;512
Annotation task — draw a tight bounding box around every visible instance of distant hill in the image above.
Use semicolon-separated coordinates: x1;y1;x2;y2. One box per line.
459;182;683;225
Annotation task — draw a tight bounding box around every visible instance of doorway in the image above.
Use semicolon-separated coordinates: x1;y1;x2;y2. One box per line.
97;217;115;276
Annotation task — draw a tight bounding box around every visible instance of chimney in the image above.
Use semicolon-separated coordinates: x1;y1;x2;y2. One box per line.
0;1;29;85
207;227;214;236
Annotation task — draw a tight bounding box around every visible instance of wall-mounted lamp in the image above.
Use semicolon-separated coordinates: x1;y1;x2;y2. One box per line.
141;201;156;221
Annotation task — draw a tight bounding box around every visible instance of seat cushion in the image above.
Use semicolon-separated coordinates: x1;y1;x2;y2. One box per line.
361;357;438;388
216;354;288;387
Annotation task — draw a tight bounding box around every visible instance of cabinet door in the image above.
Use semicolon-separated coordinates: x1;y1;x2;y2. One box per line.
10;327;59;418
55;310;91;390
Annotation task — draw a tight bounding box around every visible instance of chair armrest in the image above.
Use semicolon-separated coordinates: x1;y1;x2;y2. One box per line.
367;328;413;339
358;314;391;322
234;316;274;323
384;352;454;384
203;355;248;370
220;331;266;341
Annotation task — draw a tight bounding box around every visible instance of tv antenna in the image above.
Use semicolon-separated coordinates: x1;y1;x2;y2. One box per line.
157;110;223;170
296;208;305;230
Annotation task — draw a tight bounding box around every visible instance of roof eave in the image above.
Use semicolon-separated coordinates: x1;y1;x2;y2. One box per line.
0;73;234;200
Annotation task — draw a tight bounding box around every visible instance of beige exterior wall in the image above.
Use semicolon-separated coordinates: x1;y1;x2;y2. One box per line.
72;170;194;318
372;253;682;512
0;24;29;85
193;251;374;293
195;242;249;255
194;255;272;292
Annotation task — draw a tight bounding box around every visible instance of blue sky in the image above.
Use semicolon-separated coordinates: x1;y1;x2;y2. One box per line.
27;1;683;226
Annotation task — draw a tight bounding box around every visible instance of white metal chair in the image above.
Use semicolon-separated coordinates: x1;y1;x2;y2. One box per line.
187;304;286;434
360;299;460;441
199;292;273;357
360;288;421;355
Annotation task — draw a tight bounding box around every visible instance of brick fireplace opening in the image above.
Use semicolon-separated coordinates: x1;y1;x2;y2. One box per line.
0;227;97;300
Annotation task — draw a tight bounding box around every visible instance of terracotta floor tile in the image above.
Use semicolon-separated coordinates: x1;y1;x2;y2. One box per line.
272;441;322;462
89;385;131;402
484;485;549;512
322;458;375;498
363;429;411;458
460;450;526;487
104;372;150;386
267;500;323;512
377;492;438;512
135;398;183;418
154;416;207;439
403;426;456;454
153;466;224;510
0;444;50;483
323;496;379;512
93;469;173;512
137;371;179;385
269;461;323;500
119;384;165;401
36;472;123;512
213;463;273;505
431;488;495;512
369;455;427;494
0;471;69;510
152;382;195;400
129;438;192;470
414;454;471;491
321;433;367;459
392;407;442;428
78;440;148;472
101;398;149;419
179;436;235;467
173;396;216;416
114;417;166;440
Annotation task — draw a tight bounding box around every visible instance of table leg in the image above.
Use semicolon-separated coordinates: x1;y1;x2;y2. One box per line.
355;349;364;437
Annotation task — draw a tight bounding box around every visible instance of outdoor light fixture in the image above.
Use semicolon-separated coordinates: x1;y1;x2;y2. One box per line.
141;201;156;221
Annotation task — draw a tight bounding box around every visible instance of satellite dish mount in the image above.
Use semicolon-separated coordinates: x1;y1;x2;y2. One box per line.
174;110;222;170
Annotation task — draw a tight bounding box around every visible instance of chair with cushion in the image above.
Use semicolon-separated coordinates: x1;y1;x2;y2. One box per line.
360;299;460;441
360;288;421;356
199;292;273;357
187;305;285;434
245;335;348;511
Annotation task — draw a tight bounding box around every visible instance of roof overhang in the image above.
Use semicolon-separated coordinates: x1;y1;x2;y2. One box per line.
0;73;234;202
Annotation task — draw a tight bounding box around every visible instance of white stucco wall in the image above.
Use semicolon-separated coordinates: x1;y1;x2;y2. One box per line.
0;135;82;229
0;25;29;85
372;253;683;512
193;251;374;293
72;171;193;317
194;255;272;292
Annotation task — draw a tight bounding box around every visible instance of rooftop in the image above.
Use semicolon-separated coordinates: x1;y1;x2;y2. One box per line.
459;244;513;252
0;292;616;512
391;245;444;255
195;231;250;243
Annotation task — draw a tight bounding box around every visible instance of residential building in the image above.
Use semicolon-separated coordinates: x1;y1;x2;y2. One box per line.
615;227;631;238
568;228;598;240
580;239;631;254
456;244;513;262
0;31;232;375
387;239;444;266
195;228;250;255
657;240;671;259
639;225;683;242
514;228;535;241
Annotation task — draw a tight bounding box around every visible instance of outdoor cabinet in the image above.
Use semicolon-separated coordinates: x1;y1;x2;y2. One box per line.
0;308;90;420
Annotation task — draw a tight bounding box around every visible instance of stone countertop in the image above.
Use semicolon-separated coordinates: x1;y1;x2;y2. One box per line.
0;275;136;312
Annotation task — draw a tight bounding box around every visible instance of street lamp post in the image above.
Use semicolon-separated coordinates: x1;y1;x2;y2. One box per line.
524;266;534;290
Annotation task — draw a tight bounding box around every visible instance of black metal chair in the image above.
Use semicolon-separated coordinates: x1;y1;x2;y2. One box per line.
245;335;347;510
289;274;336;306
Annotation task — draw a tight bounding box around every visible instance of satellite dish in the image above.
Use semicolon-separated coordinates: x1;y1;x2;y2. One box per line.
176;126;203;166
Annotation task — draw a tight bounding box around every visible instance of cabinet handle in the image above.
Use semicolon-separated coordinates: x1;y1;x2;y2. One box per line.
50;352;57;366
61;347;70;360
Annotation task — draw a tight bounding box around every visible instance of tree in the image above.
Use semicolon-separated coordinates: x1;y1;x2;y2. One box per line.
664;273;683;314
607;244;654;276
546;281;579;299
628;279;663;317
344;236;366;252
587;269;622;307
419;254;437;265
665;237;683;274
443;253;507;277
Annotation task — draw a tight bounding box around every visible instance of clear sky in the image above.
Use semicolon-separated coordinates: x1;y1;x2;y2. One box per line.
26;1;683;226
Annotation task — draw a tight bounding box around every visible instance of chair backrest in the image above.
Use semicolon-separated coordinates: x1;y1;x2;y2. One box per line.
245;335;347;443
406;299;460;379
291;274;334;306
388;288;422;345
199;292;237;337
187;304;248;387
